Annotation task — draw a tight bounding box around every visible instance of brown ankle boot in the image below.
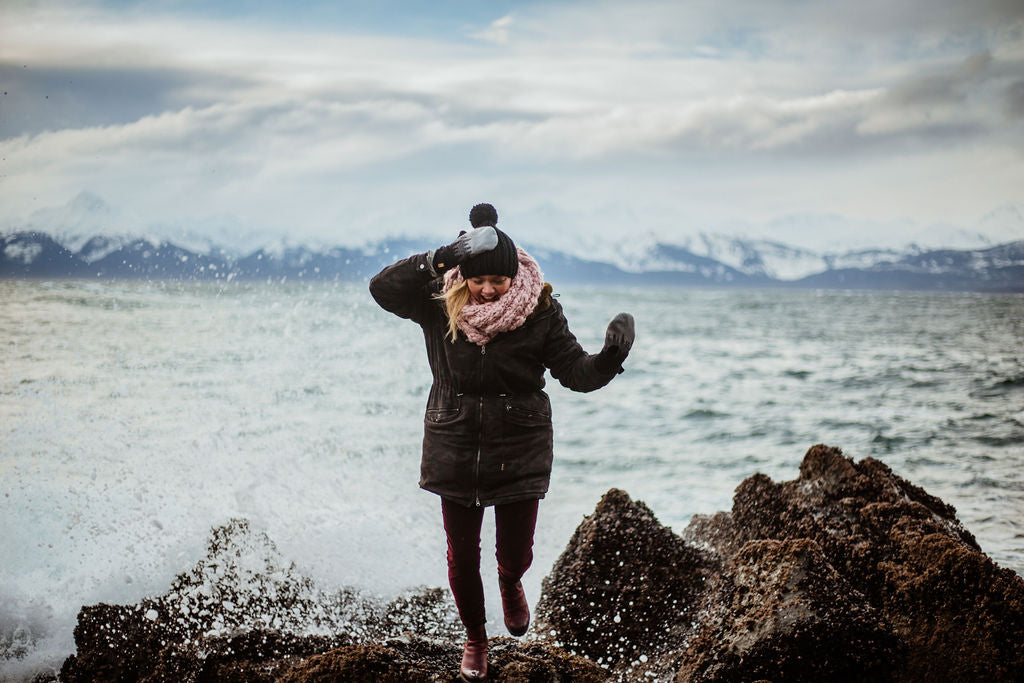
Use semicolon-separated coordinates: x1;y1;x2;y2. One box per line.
498;574;530;637
459;624;488;681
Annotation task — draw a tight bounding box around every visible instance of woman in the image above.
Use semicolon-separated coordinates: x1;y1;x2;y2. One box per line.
369;203;634;681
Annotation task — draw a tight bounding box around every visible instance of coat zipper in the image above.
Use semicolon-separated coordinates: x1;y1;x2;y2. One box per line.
474;344;486;506
474;393;483;507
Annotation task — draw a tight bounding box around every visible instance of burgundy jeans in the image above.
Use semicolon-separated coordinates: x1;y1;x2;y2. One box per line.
441;498;539;628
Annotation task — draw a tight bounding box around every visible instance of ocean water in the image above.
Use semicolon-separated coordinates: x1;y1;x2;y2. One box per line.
2;279;1022;680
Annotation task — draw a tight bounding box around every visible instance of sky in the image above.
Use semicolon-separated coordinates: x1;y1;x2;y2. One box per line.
1;0;1023;253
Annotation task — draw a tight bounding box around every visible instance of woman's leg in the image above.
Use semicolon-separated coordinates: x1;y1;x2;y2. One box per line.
441;498;489;680
494;499;539;636
494;498;539;581
441;498;487;628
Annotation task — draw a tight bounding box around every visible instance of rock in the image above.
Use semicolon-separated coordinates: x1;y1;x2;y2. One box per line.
277;636;608;682
711;444;1024;681
674;538;900;682
536;444;1024;681
58;519;598;682
59;518;460;682
60;445;1024;681
58;601;352;682
534;488;716;674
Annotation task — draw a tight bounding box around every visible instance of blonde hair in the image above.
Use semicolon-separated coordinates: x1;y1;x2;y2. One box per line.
438;280;472;342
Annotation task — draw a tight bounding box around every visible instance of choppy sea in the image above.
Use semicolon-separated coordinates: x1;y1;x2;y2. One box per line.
2;279;1022;680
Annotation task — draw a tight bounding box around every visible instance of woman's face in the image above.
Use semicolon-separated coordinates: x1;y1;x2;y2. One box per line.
467;275;511;302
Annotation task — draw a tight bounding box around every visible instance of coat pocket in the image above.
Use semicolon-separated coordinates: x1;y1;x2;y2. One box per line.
425;407;461;425
502;393;551;427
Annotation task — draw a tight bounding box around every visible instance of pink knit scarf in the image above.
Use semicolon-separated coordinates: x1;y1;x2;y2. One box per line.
442;248;544;346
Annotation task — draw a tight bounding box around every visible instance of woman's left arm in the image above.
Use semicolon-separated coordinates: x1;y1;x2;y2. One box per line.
542;303;635;392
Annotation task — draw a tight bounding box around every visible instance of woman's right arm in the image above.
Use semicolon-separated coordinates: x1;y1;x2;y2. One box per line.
368;252;440;324
369;228;498;323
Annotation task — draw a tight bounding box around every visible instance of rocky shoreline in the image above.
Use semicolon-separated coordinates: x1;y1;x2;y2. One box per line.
54;445;1024;681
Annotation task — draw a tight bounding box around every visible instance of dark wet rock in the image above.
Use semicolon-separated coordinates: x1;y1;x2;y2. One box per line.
59;518;462;682
61;445;1024;682
277;636;608;682
60;611;604;683
534;488;717;673
537;444;1024;681
58;518;598;682
711;444;1024;681
674;538;900;682
57;591;354;682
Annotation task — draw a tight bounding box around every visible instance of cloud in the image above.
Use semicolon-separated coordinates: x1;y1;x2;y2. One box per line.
0;63;255;137
472;14;514;45
1;0;1022;244
3;1;1020;157
856;51;1024;143
1006;80;1024;118
884;52;993;108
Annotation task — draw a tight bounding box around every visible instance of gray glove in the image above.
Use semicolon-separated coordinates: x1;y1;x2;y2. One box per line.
432;227;498;272
595;313;635;374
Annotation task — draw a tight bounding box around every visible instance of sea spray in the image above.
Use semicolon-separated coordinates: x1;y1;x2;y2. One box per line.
59;518;462;681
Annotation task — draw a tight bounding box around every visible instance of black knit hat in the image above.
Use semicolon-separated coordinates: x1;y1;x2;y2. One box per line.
460;228;519;279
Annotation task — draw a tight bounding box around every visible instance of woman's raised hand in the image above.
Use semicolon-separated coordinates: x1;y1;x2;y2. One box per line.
595;312;635;373
433;227;498;271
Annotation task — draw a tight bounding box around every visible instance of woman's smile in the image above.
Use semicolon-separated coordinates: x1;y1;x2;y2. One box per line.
468;275;511;302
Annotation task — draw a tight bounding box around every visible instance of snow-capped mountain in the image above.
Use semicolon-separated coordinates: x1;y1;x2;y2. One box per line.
612;232;825;280
18;192;145;262
975;204;1024;246
0;232;88;277
2;194;1022;290
4;228;1022;291
14;191;278;261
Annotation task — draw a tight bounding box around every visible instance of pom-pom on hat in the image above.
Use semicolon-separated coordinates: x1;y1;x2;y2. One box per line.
460;228;519;279
469;203;498;228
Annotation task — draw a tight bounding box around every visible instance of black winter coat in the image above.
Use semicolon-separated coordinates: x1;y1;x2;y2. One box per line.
369;252;619;507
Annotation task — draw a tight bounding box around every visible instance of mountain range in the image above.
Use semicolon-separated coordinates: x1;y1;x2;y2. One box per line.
1;193;1022;291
